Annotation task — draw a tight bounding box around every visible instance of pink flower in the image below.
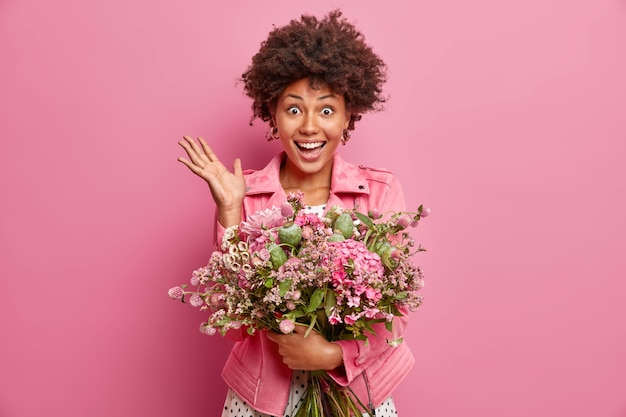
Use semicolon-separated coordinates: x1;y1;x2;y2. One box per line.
209;293;223;306
258;248;271;261
279;319;295;334
347;295;361;308
328;310;342;325
420;207;431;217
281;202;294;218
190;273;200;286
189;294;204;307
301;226;313;240
168;286;184;300
365;287;382;301
241;206;283;236
199;323;216;335
397;215;411;229
344;313;359;325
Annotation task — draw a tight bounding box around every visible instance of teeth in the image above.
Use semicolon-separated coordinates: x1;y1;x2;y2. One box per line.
298;142;324;150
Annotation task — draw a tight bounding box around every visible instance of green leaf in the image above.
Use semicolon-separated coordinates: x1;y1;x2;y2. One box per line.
362;320;378;337
278;279;291;297
264;278;274;288
387;337;404;347
306;288;325;313
354;211;374;228
339;333;367;341
304;314;317;338
389;303;404;317
394;291;408;300
324;288;336;317
385;320;394;333
291;309;305;318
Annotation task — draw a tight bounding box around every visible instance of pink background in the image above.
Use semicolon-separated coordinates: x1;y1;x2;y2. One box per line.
1;0;625;416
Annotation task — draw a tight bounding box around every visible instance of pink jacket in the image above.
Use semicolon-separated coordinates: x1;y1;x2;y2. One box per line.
216;152;415;416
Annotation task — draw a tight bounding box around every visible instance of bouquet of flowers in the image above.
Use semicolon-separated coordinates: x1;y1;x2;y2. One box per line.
168;192;429;416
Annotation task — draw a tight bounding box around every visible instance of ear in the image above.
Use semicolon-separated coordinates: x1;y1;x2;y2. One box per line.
344;112;351;129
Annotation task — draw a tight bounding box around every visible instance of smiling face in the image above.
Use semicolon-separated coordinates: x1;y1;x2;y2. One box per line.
272;77;351;187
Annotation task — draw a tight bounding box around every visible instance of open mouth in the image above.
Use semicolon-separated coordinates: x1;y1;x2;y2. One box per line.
296;141;325;151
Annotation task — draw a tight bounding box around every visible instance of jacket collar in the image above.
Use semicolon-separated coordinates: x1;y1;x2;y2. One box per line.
244;152;371;196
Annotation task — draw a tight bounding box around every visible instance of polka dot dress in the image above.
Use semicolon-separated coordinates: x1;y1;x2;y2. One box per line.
221;204;398;416
303;204;326;217
221;370;398;417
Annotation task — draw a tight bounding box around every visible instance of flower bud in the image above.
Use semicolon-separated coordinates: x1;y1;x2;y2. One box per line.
333;213;354;238
397;215;411;230
269;244;288;269
278;222;302;247
368;208;382;219
281;202;294;218
168;286;184;300
189;294;204;307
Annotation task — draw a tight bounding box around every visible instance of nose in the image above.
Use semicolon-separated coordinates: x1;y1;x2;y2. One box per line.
299;112;319;135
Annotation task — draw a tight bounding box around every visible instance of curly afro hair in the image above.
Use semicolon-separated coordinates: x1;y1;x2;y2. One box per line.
241;9;387;131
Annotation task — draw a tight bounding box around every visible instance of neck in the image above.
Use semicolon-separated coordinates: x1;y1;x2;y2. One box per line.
279;160;333;206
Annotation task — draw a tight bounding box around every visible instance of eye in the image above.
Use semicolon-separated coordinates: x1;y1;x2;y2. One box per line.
287;106;301;115
321;107;334;116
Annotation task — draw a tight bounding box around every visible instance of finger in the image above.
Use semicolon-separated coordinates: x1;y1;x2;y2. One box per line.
198;137;219;163
182;136;209;165
179;137;207;167
177;156;204;175
233;158;243;176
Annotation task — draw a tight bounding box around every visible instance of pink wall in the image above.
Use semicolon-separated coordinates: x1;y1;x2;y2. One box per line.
1;0;625;416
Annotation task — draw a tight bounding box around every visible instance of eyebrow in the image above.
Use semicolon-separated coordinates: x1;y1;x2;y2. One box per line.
284;93;338;101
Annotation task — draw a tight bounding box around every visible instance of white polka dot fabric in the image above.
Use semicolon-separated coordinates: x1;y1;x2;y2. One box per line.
304;204;326;217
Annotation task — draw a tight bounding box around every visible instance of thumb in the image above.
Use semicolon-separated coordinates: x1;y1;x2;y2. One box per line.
233;158;243;176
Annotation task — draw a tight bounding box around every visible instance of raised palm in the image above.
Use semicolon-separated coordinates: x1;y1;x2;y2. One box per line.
178;136;246;219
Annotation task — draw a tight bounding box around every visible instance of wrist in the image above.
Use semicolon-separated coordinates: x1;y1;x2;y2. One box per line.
217;207;242;228
323;342;344;371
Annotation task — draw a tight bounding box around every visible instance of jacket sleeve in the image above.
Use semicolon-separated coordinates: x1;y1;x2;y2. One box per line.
328;170;412;386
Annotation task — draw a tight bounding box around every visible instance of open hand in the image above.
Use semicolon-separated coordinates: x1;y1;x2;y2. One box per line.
178;136;245;226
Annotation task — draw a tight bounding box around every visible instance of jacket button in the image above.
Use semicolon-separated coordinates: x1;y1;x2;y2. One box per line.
357;357;365;365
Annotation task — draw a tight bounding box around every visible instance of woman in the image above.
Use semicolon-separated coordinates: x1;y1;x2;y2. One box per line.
178;10;414;417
